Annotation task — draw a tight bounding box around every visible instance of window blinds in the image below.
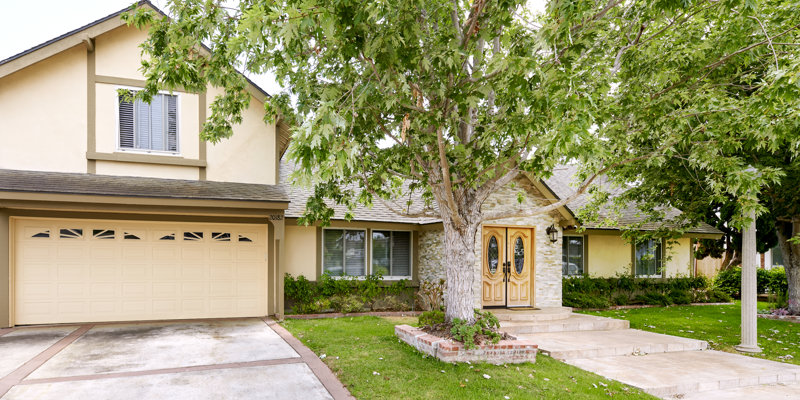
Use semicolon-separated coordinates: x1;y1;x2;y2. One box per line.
119;92;178;152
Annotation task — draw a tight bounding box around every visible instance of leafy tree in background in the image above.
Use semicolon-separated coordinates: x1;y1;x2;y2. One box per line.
125;0;800;322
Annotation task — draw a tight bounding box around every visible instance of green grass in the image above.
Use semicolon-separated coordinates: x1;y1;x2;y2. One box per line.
580;302;800;365
281;316;655;399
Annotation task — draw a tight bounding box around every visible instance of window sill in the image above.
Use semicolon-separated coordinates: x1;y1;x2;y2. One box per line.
87;151;207;167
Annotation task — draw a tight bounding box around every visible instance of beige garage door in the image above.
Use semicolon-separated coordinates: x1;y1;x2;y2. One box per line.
13;218;268;325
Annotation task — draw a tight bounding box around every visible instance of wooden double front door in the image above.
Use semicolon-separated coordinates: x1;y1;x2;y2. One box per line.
481;226;534;307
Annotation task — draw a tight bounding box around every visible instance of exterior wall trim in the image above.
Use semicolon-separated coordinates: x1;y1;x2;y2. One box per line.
86;40;97;174
0;192;288;211
87;151;207;167
0;209;9;328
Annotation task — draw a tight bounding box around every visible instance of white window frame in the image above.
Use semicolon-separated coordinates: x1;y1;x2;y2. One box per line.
115;85;182;156
322;228;368;278
370;229;413;280
562;235;585;277
634;239;664;278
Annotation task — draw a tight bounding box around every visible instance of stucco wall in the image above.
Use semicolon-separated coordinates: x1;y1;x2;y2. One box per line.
285;224;318;279
94;25;150;80
585;234;693;278
586;234;631;277
204;87;278;185
0;46;87;173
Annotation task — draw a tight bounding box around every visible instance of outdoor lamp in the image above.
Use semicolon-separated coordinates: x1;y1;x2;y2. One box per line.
545;224;558;243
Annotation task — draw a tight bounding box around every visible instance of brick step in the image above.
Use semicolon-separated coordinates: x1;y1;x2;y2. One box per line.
566;350;800;398
517;329;707;360
490;307;573;322
499;314;629;334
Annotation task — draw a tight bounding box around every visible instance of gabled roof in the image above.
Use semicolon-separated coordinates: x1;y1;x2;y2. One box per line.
279;160;439;224
0;1;291;157
0;169;288;203
543;164;722;235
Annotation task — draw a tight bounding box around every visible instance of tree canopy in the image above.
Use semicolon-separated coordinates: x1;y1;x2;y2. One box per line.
125;0;800;321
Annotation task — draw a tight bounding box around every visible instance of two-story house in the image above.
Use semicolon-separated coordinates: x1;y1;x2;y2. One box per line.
0;2;720;329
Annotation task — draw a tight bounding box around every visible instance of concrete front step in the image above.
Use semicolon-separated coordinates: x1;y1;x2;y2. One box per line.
565;350;800;398
499;314;629;334
491;307;573;322
517;329;707;360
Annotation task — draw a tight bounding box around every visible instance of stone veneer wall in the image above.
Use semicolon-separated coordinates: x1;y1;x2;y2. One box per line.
416;177;564;309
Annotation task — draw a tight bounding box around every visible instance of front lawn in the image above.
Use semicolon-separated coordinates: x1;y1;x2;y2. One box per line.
281;316;654;399
581;302;799;365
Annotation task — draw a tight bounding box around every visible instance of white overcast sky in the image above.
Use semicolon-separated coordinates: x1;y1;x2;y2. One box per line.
1;0;545;96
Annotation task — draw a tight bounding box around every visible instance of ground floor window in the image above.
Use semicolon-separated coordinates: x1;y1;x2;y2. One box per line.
635;239;663;277
562;236;585;276
323;229;367;276
372;230;411;278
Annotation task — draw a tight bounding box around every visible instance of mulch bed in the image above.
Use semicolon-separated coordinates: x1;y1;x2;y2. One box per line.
284;310;421;320
420;323;515;345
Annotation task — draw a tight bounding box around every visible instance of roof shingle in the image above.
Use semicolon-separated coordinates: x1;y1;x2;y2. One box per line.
0;169;288;203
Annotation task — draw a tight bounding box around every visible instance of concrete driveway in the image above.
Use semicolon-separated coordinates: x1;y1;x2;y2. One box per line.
0;318;350;400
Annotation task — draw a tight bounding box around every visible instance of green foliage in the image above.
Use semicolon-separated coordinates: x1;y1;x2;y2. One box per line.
127;0;800;321
450;310;501;350
668;290;692;305
294;298;331;314
713;267;788;298
285;273;414;314
284;273;317;305
418;310;445;327
563;275;717;309
563;292;611;309
330;294;365;314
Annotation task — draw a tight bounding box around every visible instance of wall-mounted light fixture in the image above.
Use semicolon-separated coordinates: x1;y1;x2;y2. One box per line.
545;224;559;243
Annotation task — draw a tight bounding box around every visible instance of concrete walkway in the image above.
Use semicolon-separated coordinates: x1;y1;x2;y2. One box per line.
500;310;800;399
0;318;352;400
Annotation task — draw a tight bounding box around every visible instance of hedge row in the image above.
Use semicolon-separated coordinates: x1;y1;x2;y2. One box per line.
284;273;415;314
562;275;732;309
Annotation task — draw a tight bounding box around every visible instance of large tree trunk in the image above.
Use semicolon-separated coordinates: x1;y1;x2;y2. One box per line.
776;220;800;315
441;213;481;324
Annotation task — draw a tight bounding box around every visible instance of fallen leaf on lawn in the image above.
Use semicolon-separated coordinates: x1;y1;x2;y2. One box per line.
483;374;491;379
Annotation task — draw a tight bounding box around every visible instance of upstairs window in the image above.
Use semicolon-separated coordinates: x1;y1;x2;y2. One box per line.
119;90;178;152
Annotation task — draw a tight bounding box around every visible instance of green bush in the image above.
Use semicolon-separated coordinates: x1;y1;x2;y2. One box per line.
713;266;788;298
294;298;331;314
668;289;692;305
418;310;445;327
450;310;501;349
284;273;317;305
330;294;365;313
612;294;630;306
632;292;671;306
372;294;412;311
563;292;611;309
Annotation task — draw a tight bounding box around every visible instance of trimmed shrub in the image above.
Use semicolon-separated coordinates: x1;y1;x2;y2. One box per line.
418;310;445;327
612;294;630;306
330;294;365;314
633;292;671;306
668;289;692;305
563;292;611;309
294;298;331;314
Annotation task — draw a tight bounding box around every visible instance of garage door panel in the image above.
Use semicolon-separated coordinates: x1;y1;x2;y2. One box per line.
14;218;268;325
